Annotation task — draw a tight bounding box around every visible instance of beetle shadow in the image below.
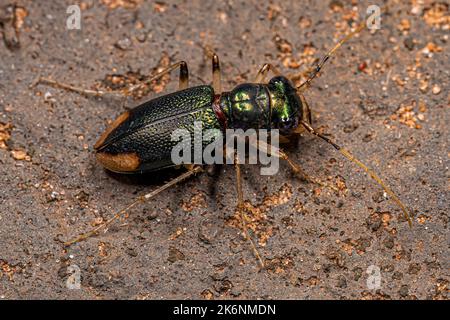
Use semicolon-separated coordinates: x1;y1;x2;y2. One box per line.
103;167;187;187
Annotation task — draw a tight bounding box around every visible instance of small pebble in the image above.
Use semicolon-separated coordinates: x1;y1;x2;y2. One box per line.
432;85;441;95
198;218;220;244
115;37;132;50
404;37;415;51
399;285;409;297
135;31;147;43
337;276;347;288
11;150;29;161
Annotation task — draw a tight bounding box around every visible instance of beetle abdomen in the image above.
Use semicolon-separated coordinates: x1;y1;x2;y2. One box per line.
95;85;220;173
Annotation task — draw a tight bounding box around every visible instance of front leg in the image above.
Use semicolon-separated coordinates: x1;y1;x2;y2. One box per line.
251;138;339;192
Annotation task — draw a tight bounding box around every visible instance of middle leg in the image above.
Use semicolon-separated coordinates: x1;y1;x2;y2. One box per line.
234;151;265;268
212;53;222;94
201;47;222;94
254;63;281;83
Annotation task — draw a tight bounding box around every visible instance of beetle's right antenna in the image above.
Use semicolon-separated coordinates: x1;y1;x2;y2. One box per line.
300;120;413;227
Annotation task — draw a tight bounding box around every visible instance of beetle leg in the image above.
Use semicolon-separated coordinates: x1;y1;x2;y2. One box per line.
34;61;190;98
32;77;118;98
200;47;222;93
254;63;281;83
293;92;313;134
251;138;339;192
299;92;312;125
234;151;265;269
178;61;189;89
300;120;413;227
125;60;189;94
64;166;203;246
211;53;222;94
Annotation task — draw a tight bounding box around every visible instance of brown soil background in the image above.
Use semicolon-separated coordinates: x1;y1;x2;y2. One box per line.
0;0;448;299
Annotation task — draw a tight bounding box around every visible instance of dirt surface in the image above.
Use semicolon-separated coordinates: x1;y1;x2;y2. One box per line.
0;0;448;300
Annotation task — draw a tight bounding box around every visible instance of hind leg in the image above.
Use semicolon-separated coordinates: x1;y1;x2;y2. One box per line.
127;60;189;95
34;61;189;97
64;166;203;246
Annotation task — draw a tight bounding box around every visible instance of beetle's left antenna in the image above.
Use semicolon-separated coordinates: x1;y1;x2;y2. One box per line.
296;15;367;92
64;166;203;246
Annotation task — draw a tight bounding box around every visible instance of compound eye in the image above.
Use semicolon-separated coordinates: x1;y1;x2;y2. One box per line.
275;116;298;134
269;76;292;91
281;117;296;129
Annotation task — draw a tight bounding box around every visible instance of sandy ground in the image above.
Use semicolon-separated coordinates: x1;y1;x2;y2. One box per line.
0;0;448;299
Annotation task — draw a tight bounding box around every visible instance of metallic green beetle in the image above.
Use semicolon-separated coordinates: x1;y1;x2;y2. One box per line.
37;19;412;258
93;64;306;174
